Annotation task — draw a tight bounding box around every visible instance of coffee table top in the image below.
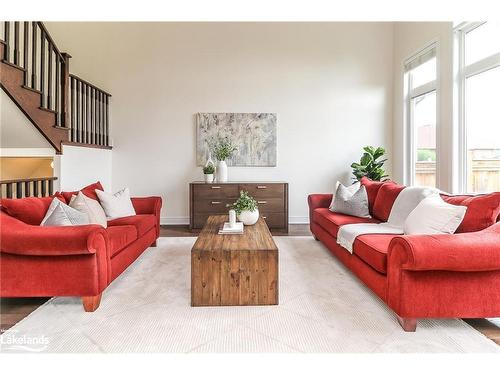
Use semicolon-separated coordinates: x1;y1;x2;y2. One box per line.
192;215;278;252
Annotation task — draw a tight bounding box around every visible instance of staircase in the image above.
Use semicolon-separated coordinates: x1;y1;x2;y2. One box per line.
0;22;111;154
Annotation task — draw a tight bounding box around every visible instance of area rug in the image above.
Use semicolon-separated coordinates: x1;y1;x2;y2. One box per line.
2;237;499;353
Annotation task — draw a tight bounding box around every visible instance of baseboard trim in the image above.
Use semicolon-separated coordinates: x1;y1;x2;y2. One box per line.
161;216;310;225
289;216;309;224
161;217;189;225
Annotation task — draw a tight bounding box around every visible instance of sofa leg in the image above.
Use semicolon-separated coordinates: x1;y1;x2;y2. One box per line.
151;240;158;247
397;315;417;332
82;293;102;312
312;234;319;241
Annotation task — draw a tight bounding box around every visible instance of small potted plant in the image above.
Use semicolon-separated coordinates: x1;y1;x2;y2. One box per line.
203;164;215;183
228;191;259;225
207;136;237;182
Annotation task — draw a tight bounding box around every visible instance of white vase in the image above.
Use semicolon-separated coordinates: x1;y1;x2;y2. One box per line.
217;160;228;182
204;174;214;183
238;209;259;225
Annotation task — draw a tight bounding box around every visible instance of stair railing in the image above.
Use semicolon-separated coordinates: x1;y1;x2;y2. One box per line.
0;177;58;199
1;22;111;148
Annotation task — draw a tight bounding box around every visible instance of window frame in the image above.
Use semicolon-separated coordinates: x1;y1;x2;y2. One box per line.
403;42;438;187
455;21;500;193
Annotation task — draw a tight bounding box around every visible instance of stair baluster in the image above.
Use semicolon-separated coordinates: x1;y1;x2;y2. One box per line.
4;22;10;60
55;51;60;125
47;43;52;109
23;22;29;84
31;22;37;89
40;30;45;107
13;22;19;65
76;79;81;142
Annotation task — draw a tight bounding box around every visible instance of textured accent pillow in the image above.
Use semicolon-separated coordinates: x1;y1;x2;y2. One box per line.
404;195;467;235
329;181;360;209
95;188;136;219
69;192;107;228
330;183;371;218
41;198;90;226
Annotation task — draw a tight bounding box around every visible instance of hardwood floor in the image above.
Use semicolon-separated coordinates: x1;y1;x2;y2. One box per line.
1;224;499;347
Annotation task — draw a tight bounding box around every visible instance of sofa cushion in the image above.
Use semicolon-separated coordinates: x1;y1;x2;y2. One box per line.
372;183;405;222
106;225;138;257
441;192;500;233
353;234;397;274
1;194;65;225
313;208;379;238
61;181;104;203
360;177;393;214
107;214;156;237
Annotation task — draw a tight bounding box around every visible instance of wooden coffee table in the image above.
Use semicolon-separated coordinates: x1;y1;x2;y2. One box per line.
191;215;279;306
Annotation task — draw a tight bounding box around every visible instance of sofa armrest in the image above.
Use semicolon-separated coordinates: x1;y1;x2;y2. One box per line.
308;194;332;211
1;215;107;256
388;226;500;272
131;196;162;238
131;196;162;216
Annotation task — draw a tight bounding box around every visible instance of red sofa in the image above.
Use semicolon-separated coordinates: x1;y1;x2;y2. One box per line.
0;184;162;312
308;177;500;331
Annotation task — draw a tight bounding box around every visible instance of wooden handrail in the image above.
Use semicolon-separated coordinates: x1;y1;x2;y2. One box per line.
69;74;112;97
0;177;57;184
36;22;65;61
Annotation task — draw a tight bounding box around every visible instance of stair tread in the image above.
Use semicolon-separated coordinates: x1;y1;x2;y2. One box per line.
22;85;42;95
1;60;26;71
39;106;58;114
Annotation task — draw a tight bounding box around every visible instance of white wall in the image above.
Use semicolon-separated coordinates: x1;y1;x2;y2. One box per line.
56;145;112;192
46;22;395;223
392;22;455;193
0;90;52;149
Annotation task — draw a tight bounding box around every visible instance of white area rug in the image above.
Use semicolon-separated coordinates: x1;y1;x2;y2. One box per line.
2;237;499;353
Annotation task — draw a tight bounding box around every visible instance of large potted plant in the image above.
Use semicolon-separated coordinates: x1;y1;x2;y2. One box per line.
228;191;259;225
351;146;388;181
208;136;237;183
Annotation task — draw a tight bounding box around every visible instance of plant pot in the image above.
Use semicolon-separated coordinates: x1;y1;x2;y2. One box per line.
217;160;228;182
204;174;214;183
237;209;259;225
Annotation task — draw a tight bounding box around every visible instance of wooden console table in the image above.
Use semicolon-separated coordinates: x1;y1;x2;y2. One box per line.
189;181;288;232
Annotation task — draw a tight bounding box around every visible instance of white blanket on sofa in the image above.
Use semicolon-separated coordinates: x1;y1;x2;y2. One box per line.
336;186;436;253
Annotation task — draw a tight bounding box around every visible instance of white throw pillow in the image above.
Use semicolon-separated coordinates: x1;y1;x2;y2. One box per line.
95;187;136;219
41;198;90;226
404;195;467;235
69;192;107;228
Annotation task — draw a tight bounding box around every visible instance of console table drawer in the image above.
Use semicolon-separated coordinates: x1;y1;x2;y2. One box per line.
192;184;238;199
255;198;285;213
261;213;286;229
193;199;234;213
239;184;284;199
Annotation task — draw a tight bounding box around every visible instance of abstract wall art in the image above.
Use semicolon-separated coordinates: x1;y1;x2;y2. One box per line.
196;112;277;167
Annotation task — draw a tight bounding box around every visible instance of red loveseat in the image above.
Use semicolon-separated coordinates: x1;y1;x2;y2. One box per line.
308;177;500;331
0;183;162;312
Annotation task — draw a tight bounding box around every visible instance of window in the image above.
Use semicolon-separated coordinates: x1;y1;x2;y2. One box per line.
456;22;500;193
404;45;437;187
